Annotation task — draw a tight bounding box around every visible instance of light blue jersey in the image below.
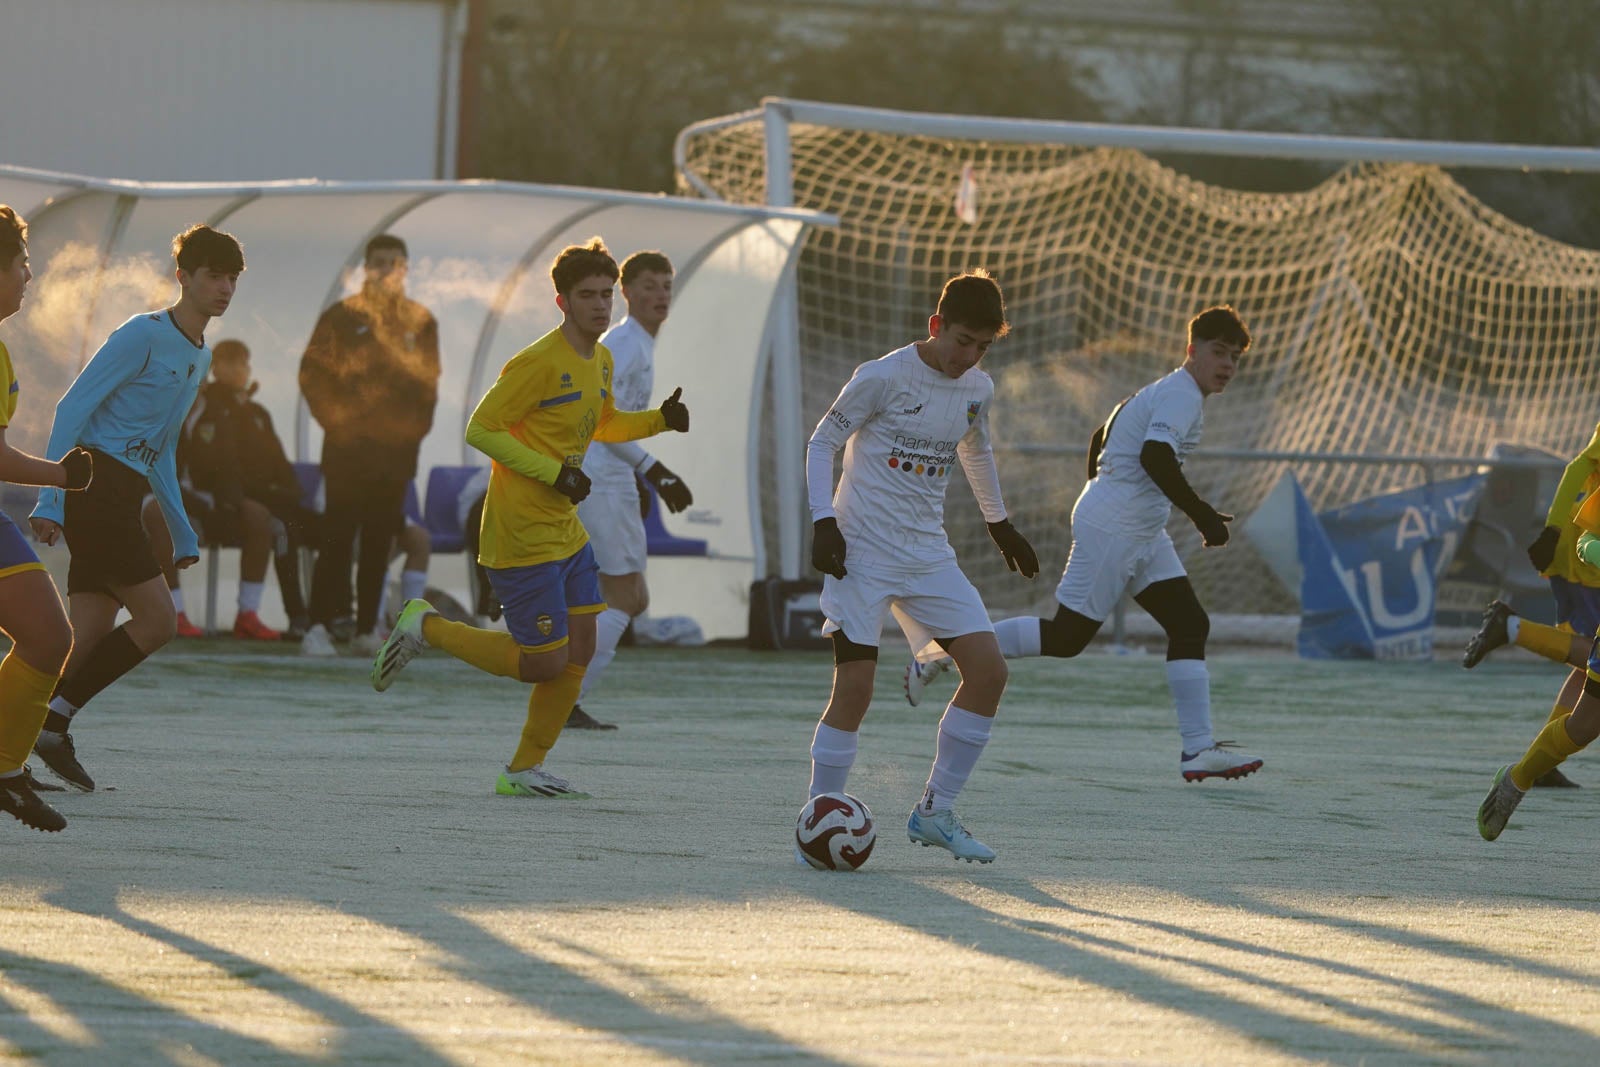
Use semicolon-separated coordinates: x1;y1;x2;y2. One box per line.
32;310;210;561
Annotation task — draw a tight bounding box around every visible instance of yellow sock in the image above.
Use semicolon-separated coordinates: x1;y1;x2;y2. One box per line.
1546;702;1574;726
509;663;586;772
1515;619;1574;664
1509;715;1585;791
0;652;63;775
421;616;522;679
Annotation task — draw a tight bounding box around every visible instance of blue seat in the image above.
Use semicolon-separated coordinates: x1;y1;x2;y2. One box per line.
641;480;708;557
292;462;322;510
422;465;486;554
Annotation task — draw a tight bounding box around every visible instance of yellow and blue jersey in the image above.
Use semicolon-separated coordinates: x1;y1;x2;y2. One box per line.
0;340;19;428
466;327;665;569
1544;421;1600;588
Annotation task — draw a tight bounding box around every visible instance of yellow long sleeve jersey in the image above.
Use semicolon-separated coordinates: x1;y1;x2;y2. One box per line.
1543;421;1600;587
467;327;666;568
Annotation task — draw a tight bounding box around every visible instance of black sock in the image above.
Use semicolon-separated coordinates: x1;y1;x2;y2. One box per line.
42;711;71;734
56;625;148;713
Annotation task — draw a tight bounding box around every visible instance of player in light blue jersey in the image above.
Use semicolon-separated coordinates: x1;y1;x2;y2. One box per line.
28;224;244;792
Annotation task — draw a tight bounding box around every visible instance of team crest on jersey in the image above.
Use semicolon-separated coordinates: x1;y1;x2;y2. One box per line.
966;401;981;425
561;372;573;387
536;614;554;637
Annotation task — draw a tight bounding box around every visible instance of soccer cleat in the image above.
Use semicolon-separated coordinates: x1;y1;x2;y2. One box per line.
231;610;281;641
1462;600;1514;669
350;630;385;657
174;612;204;638
32;729;95;793
495;764;590;799
1533;767;1580;788
566;705;618;731
0;772;67;832
906;806;996;863
371;599;433;692
903;656;952;707
1180;742;1264;782
300;623;337;658
1478;765;1525;841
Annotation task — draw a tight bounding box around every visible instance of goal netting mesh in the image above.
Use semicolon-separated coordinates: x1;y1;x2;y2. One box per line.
677;108;1600;631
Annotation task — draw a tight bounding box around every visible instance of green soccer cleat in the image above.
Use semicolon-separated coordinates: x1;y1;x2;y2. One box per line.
496;764;590;799
1477;765;1525;841
371;599;433;692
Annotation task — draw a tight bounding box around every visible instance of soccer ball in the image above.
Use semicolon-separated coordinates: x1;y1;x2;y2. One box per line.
795;792;876;871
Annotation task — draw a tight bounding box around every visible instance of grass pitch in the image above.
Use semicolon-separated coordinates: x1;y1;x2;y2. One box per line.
1;639;1598;1065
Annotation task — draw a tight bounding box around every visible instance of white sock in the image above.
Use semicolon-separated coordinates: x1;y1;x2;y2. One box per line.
808;721;859;798
1167;659;1214;754
1506;616;1521;642
993;616;1041;658
238;581;264;614
47;695;78;722
922;705;994;811
170;586;185;614
401;569;428;603
578;607;632;702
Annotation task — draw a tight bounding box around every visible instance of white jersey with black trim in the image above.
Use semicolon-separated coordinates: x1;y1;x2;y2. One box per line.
807;344;1007;569
583;315;653;492
1075;366;1204;536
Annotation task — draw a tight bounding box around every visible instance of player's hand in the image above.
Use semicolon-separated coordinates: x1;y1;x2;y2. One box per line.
987;519;1039;578
644;461;692;514
554;464;591;504
59;447;94;491
812;517;847;579
176;555;200;570
1527;524;1561;573
659;387;690;432
29;518;62;546
1195;505;1233;548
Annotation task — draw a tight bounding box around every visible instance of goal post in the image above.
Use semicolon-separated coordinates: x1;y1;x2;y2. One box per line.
676;97;1600;629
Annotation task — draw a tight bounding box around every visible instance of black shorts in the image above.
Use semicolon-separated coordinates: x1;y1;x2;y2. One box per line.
63;450;162;596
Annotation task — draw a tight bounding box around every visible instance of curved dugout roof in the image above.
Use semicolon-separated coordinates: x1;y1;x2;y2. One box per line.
0;166;833;637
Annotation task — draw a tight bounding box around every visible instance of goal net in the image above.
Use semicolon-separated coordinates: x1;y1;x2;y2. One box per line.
677;100;1600;631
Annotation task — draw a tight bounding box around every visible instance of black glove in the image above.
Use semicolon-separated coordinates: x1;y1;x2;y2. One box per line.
812;517;847;579
659;387;690;432
643;461;692;514
987;519;1039;578
553;464;591;504
1195;504;1233;547
1528;524;1561;572
60;447;94;491
637;475;653;519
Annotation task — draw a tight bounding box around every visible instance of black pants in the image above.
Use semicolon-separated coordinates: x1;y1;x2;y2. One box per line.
309;461;408;633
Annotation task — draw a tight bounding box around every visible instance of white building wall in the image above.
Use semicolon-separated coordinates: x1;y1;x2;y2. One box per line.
0;0;460;181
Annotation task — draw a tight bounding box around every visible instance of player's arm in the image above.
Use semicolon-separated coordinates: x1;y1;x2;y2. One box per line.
463;358;565;486
296;308;342;430
957;400;1038;578
0;427;88;489
30;323;142;528
1140;441;1230;546
1530;426;1600;571
805;365;888;578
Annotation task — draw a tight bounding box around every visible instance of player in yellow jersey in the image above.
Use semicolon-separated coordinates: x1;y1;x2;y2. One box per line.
0;205;95;831
369;238;689;797
1463;424;1600;793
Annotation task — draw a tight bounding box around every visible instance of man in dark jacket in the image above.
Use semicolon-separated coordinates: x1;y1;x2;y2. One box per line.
298;233;440;656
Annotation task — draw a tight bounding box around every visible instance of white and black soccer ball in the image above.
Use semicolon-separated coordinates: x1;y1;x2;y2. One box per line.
795;792;876;871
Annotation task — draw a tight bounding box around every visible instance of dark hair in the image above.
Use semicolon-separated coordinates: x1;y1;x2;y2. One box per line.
620;250;673;286
0;205;25;266
211;339;250;363
1187;305;1252;350
173;224;245;275
365;233;408;262
550;237;618;296
936;269;1009;337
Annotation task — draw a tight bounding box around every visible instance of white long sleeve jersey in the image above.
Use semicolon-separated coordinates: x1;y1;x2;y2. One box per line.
582;315;654;491
807;344;1007;569
1075;366;1205;536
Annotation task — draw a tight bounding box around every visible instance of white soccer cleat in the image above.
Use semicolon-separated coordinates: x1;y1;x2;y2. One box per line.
1180;742;1264;782
496;764;590;799
300;623;337;658
903;656;953;707
371;599;433;692
906;805;995;863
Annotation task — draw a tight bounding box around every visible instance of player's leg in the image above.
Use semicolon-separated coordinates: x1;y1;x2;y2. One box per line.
1463;586;1591;670
272;506;314;639
809;568;894;803
0;525;72;831
231;498;280;640
570;489;647;730
397;520;430;608
1134;549;1263;782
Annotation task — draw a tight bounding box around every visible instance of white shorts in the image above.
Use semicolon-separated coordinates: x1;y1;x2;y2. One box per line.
577;488;647;576
820;559;993;654
1054;522;1186;621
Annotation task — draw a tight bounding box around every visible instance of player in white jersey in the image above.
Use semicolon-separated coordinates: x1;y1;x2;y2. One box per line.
570;251;692;730
804;271;1039;864
903;305;1264;783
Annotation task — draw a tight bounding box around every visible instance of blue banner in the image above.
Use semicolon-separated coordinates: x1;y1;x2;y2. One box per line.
1296;472;1485;660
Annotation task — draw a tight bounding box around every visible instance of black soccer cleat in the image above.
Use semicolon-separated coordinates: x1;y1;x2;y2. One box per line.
0;772;67;832
32;730;95;792
566;705;618;731
1462;600;1514;669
